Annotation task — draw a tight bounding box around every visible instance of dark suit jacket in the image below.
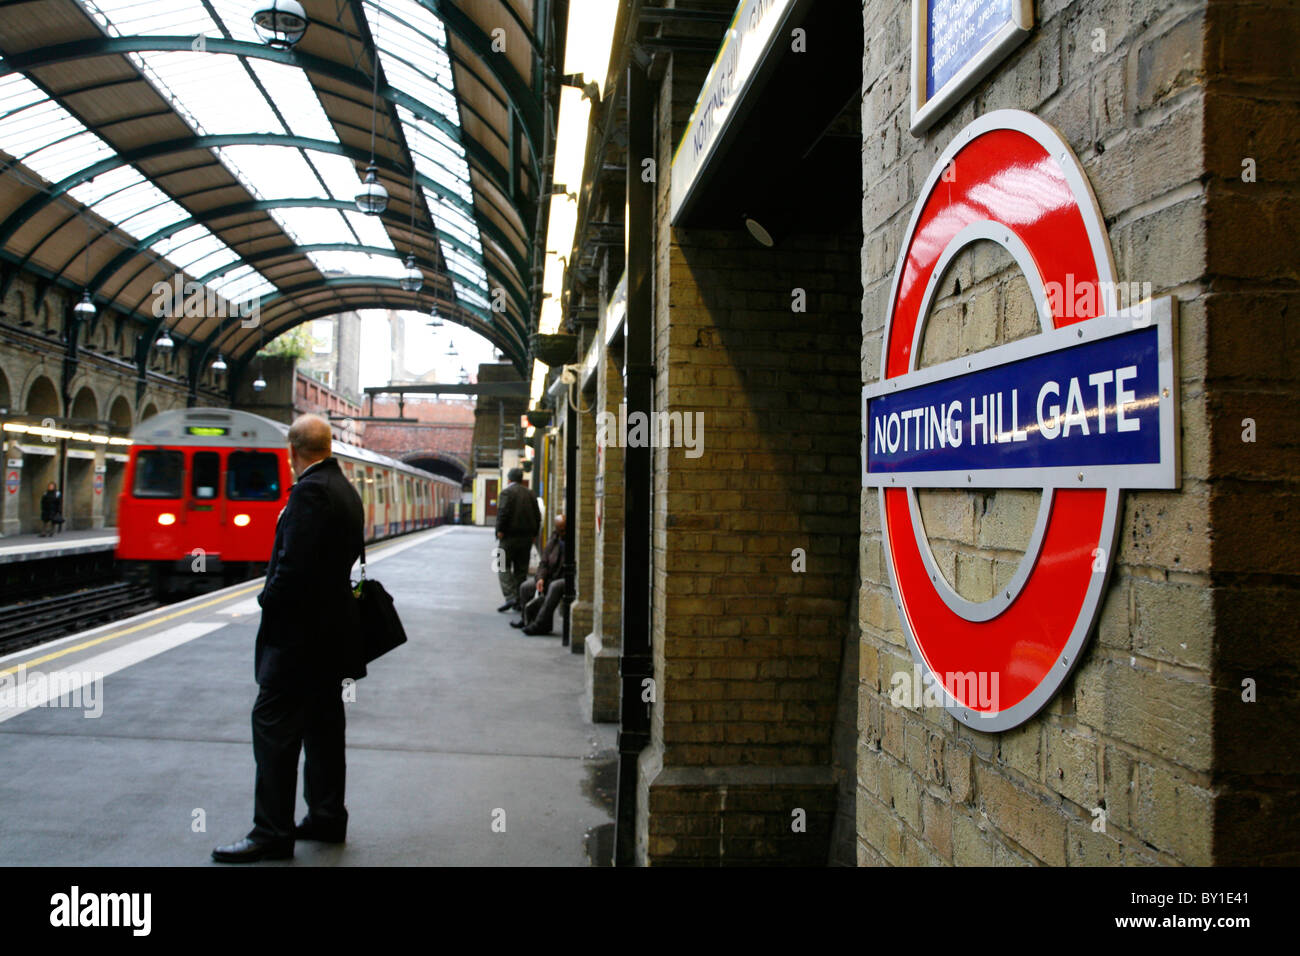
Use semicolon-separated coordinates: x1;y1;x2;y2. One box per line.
495;480;540;540
255;456;364;688
538;535;564;588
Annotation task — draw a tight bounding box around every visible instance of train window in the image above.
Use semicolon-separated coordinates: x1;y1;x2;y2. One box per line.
192;451;220;499
227;451;281;501
132;450;184;498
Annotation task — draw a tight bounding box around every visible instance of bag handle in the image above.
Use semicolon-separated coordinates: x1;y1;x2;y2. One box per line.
360;537;367;581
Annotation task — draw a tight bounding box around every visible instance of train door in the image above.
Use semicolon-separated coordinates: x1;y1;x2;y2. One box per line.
185;449;224;562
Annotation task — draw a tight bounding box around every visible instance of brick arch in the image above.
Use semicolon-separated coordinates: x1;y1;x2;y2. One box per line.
70;384;99;422
23;372;60;418
106;393;133;430
139;401;160;423
403;451;468;484
0;361;12;410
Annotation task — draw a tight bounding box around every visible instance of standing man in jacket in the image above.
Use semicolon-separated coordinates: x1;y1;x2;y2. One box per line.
213;414;364;863
494;467;540;612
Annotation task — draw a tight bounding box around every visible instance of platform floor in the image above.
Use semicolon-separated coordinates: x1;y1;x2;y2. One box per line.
0;525;615;866
0;527;118;563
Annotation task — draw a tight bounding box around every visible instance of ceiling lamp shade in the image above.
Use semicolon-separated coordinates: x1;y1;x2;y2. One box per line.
428;304;444;327
73;290;96;316
252;0;309;49
211;354;228;372
252;373;268;392
155;329;174;351
400;253;423;292
355;165;388;215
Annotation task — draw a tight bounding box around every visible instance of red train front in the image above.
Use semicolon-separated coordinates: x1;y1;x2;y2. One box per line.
116;407;457;596
116;408;291;594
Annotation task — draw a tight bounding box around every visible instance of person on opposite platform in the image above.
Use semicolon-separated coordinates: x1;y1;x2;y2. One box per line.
39;482;62;537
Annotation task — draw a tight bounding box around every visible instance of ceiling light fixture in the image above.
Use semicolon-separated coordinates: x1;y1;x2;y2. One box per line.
252;0;308;49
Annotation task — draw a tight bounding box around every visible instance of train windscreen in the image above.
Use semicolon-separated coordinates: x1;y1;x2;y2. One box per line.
227;451;280;501
192;451;220;499
132;450;184;498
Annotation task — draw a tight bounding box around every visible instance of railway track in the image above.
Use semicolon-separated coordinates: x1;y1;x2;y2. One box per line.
0;582;158;655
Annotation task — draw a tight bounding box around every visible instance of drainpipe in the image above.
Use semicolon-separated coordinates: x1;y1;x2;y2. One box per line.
562;377;576;648
614;56;654;867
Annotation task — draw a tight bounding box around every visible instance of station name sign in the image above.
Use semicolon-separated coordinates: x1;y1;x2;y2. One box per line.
669;0;804;223
864;304;1179;490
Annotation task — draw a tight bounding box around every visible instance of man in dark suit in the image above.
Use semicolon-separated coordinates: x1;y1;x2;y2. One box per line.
213;414;364;863
494;467;540;612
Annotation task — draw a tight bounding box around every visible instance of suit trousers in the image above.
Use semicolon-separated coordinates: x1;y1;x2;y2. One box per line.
522;578;566;632
248;679;346;843
497;536;532;603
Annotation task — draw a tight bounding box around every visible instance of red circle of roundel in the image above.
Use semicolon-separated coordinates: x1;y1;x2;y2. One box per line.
880;112;1116;726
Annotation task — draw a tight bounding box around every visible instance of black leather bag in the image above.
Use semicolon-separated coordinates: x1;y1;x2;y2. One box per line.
349;543;407;675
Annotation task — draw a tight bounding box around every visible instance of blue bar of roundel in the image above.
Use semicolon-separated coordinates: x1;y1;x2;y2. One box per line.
867;326;1162;474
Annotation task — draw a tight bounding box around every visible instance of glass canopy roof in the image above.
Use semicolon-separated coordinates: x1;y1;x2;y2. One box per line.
0;0;535;365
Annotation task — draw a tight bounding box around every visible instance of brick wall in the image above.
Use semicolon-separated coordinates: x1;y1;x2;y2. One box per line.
857;0;1299;866
636;52;863;864
586;337;625;721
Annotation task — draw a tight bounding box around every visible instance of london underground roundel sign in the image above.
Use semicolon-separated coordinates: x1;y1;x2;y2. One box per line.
863;110;1180;731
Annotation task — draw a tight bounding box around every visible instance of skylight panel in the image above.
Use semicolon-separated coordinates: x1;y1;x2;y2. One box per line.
345;211;396;250
183;247;241;278
205;0;265;44
309;251;407;280
210;266;276;304
247;59;339;142
116;197;191;238
454;282;488;311
66;165;141;209
0;72;48;121
309;151;370;202
136;52;282;135
219;145;330;200
21;129;118;184
83;0;215;38
274;207;358;247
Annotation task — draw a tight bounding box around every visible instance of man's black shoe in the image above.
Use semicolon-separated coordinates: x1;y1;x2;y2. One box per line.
212;837;293;863
294;817;347;843
497;600;517;612
522;624;553;636
509;619;527;629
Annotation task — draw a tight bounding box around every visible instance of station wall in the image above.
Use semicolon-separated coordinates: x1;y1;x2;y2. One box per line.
856;0;1299;866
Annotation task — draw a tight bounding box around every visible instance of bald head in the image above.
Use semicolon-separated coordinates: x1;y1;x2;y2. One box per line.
287;414;332;477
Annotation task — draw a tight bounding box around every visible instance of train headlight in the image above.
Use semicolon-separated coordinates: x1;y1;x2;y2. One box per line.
233;514;251;527
157;513;176;526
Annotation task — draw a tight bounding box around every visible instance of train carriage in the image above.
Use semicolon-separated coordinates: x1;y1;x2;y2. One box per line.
116;408;457;595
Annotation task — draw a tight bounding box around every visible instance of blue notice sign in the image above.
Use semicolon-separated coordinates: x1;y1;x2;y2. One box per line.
912;0;1032;133
926;0;1014;99
863;305;1179;490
